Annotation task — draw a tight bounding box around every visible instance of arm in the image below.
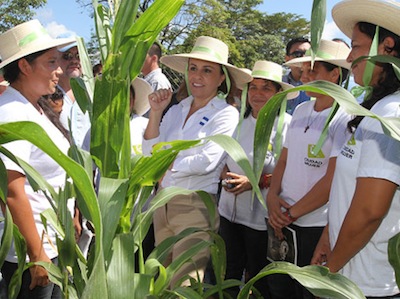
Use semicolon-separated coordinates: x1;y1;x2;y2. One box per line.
7;170;51;289
311;225;330;265
327;177;397;272
266;147;291;229
289;157;337;219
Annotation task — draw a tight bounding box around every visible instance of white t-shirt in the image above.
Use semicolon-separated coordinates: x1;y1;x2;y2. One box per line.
218;113;291;230
143;95;239;194
329;92;400;296
130;114;149;156
144;68;172;91
0;87;70;262
280;100;351;227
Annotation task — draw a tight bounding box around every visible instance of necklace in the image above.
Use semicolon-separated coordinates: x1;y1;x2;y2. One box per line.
304;108;318;133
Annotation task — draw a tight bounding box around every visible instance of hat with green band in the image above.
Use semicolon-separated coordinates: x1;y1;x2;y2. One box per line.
333;0;400;39
248;60;299;100
0;19;75;69
284;39;351;69
160;36;252;88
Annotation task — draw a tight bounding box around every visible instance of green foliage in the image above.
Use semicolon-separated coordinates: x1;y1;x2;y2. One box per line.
239;262;365;299
0;0;47;33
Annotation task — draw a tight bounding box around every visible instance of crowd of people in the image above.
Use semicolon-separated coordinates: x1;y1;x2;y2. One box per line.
0;0;399;298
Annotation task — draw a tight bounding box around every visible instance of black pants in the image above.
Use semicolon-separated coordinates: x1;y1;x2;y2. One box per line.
267;223;324;299
1;258;61;299
219;216;271;298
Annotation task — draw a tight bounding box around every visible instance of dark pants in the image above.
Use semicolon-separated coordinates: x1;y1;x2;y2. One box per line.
267;223;324;299
1;258;61;299
219;216;270;298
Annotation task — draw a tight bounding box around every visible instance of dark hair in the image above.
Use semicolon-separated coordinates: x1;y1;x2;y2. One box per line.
244;79;282;118
38;95;71;143
348;22;400;131
92;63;103;77
332;37;350;48
148;42;162;62
286;37;310;55
3;49;48;83
318;61;350;86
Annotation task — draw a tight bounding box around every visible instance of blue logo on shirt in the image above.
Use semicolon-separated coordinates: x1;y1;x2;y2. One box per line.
199;116;209;126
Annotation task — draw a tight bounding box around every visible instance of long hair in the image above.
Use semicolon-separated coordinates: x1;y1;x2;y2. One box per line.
38;95;71;143
348;22;400;131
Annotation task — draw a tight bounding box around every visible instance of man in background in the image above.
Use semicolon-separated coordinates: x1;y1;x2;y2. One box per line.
141;42;172;92
283;37;311;115
58;35;91;148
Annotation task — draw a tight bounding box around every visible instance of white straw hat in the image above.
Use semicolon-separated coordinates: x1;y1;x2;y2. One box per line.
284;39;351;70
131;77;152;116
160;36;252;87
0;19;75;69
332;0;400;38
250;60;299;100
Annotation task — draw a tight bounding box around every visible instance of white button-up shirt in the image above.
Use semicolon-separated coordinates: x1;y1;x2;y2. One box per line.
143;95;238;194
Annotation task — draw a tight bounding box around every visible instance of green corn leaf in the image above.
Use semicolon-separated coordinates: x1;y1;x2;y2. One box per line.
389;233;400;290
239;262;365;299
0;207;13;270
310;0;326;66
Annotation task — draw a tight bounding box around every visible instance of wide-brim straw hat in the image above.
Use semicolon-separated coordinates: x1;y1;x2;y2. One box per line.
131;77;152;116
160;36;252;87
285;39;351;70
250;60;299;100
0;19;76;69
332;0;400;38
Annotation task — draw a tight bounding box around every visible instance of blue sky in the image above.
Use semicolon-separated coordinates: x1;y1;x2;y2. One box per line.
34;0;348;44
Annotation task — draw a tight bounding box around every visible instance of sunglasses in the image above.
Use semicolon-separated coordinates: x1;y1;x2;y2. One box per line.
62;52;80;61
288;50;306;58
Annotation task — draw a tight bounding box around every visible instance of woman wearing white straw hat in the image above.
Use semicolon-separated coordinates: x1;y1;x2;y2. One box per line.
142;35;252;287
311;1;400;297
0;20;75;298
266;39;352;298
218;60;295;298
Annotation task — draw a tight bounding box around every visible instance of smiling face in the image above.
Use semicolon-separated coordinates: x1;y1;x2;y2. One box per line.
248;78;280;118
347;24;389;87
59;46;81;79
27;48;64;96
187;58;226;102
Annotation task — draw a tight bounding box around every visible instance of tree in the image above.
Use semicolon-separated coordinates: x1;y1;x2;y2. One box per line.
77;0;310;68
0;0;47;33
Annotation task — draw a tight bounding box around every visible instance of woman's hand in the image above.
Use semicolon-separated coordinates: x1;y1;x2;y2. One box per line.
148;89;172;113
224;172;252;195
311;226;331;266
266;192;292;229
29;251;52;289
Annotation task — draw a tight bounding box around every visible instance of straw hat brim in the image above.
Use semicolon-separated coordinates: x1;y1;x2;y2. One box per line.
131;77;152;116
285;56;351;70
160;54;252;87
0;37;76;70
332;0;400;38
